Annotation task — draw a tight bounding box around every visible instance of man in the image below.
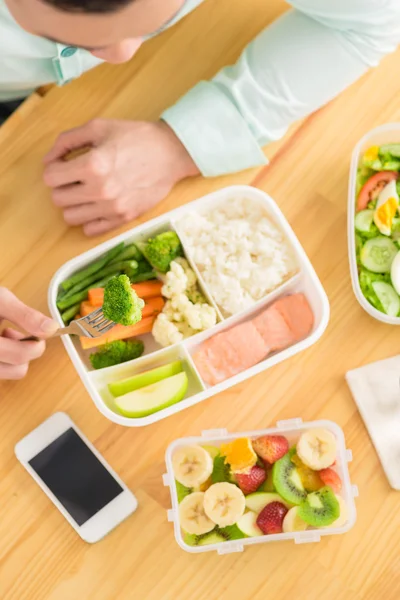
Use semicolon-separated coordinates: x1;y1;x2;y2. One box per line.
1;0;400;380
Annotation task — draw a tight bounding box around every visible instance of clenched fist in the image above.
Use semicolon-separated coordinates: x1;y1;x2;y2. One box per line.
43;119;199;236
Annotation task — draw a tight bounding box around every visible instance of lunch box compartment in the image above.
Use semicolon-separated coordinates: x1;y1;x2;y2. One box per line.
163;419;358;554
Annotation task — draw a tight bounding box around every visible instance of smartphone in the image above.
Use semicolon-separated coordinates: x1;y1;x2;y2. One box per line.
15;412;137;543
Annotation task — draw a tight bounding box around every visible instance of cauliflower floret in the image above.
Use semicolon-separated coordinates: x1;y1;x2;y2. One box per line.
184;302;217;331
152;314;184;347
161;261;188;298
176;320;196;338
173;257;197;288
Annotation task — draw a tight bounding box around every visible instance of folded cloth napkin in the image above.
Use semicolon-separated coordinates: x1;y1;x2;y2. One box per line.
346;355;400;490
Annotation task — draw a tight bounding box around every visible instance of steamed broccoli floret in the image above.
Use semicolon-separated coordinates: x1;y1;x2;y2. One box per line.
143;231;183;273
103;274;144;326
89;340;144;370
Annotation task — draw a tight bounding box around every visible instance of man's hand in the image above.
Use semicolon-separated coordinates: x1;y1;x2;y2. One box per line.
43;119;199;236
0;288;58;381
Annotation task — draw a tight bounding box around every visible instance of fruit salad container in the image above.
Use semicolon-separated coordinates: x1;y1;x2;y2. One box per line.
163;419;358;554
48;185;329;427
348;122;400;324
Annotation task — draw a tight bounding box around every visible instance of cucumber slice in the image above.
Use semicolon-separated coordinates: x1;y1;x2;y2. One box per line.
371;282;400;316
360;237;398;273
380;143;400;158
355;210;374;233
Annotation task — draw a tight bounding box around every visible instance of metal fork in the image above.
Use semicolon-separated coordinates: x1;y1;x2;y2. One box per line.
22;308;116;341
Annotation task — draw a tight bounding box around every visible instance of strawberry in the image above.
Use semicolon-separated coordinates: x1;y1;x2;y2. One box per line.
256;501;288;535
319;468;342;493
252;435;289;464
236;465;266;495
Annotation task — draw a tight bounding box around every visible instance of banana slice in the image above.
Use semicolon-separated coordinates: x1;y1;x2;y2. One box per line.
179;492;215;535
297;429;337;470
326;495;348;529
172;445;214;488
282;507;308;533
203;482;245;527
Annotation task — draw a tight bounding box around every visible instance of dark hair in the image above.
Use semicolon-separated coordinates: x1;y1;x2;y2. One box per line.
43;0;135;13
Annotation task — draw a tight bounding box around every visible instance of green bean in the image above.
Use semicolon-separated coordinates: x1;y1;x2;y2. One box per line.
109;243;143;264
61;303;81;325
61;242;125;292
62;260;138;298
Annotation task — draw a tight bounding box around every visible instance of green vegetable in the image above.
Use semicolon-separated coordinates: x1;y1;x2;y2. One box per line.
362;157;382;171
60;242;124;292
57;275;115;311
359;269;391;312
360;237;398;273
379;143;400;158
109;244;143;264
103;274;144;326
355;210;375;235
89;339;144;370
60;303;81;325
392;218;400;243
371;281;400;316
141;231;183;273
130;271;157;283
381;160;400;171
356;167;374;197
62;260;138;299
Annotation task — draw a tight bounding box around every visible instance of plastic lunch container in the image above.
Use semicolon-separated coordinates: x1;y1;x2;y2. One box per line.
48;185;330;427
348;122;400;325
163;419;358;554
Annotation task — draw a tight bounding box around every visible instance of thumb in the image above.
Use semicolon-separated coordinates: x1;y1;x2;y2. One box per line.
0;288;58;338
43;120;104;164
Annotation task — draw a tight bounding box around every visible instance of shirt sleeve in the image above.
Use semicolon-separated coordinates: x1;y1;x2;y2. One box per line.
162;0;400;177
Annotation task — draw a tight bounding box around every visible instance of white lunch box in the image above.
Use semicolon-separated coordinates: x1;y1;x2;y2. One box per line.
348;122;400;325
48;186;330;427
163;419;358;554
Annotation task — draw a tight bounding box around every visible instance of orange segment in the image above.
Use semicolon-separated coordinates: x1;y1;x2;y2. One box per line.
220;438;258;474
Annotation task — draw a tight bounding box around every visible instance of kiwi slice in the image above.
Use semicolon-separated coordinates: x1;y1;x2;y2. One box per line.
272;448;307;505
298;487;340;527
211;455;232;484
218;524;246;541
175;480;192;503
197;531;226;546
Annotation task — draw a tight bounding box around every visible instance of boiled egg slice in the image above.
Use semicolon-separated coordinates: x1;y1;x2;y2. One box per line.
374;180;399;236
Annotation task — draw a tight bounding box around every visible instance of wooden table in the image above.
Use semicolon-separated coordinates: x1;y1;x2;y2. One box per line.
1;1;400;598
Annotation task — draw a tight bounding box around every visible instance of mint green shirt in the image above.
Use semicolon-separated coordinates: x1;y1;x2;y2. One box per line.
1;0;400;176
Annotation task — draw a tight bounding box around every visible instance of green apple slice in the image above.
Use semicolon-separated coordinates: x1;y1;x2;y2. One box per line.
245;492;293;514
236;512;263;537
114;372;188;417
201;445;220;460
109;360;183;397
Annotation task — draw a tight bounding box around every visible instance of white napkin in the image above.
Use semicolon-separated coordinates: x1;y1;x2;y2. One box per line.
346;355;400;490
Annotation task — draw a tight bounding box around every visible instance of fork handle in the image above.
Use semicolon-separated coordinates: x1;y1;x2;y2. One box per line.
21;326;74;342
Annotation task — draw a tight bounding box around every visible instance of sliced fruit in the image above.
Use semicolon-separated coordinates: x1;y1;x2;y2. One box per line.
211;455;232;484
245;492;293;514
298;486;340;528
220;438;258;473
175;480;191;503
108;360;182;397
258;467;275;492
197;531;226;546
236;511;263;537
296;429;337;470
219;524;247;541
114;371;188;418
282;507;308;533
252;435;289;465
202;445;220;460
291;453;323;492
172;445;214;488
178;492;215;535
203;482;245;527
272;449;307;505
256;501;288;535
182;531;198;546
325;495;348;529
357;171;398;212
198;477;213;493
236;465;266;495
319;468;342;493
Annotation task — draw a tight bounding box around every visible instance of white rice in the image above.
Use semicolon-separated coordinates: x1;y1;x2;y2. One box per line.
176;198;298;316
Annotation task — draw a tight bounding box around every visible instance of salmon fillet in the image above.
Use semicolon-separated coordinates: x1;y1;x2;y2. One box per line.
253;305;295;351
273;293;314;340
193;321;269;386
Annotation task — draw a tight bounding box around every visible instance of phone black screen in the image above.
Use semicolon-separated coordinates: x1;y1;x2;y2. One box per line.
29;428;123;526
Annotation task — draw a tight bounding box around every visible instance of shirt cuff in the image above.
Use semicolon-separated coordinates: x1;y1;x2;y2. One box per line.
161;81;267;177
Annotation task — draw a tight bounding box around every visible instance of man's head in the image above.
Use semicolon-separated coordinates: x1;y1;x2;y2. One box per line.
6;0;186;63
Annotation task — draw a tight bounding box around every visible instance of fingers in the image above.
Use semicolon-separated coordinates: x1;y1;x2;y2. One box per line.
0;362;29;381
83;217;126;237
0;330;45;364
0;287;58;337
51;179;119;208
43;120;104;164
43;151;110;188
62;199;129;226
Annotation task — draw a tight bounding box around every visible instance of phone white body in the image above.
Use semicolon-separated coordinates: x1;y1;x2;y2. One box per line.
15;412;138;543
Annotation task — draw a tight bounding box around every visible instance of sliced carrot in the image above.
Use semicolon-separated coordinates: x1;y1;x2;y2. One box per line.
80;315;156;350
74;313;81;320
88;280;163;306
142;296;164;318
80;301;94;317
